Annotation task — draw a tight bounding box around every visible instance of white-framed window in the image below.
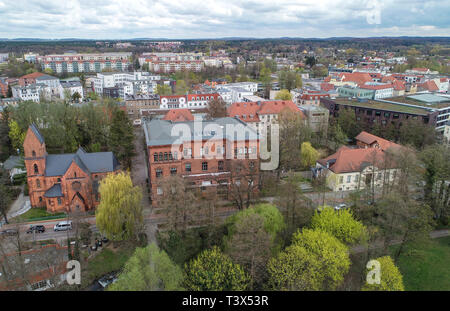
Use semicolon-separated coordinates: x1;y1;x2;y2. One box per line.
157;187;163;195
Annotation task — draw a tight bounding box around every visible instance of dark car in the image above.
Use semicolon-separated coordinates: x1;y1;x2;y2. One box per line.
0;229;19;236
101;237;109;244
27;225;46;234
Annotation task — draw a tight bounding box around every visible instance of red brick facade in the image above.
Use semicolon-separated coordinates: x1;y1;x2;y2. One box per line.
23;125;120;213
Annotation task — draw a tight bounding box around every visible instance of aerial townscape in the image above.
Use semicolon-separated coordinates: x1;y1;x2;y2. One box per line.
0;0;449;299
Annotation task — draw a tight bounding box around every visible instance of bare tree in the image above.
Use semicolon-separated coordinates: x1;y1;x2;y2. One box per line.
225;213;272;290
228;160;259;210
206;98;228;119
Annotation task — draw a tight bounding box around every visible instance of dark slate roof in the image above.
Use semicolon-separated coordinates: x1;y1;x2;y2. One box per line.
30;124;45;144
45;147;120;177
44;183;63;198
3;156;24;170
143;117;259;147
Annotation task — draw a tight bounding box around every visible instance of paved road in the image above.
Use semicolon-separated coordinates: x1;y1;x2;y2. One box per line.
7;208;239;243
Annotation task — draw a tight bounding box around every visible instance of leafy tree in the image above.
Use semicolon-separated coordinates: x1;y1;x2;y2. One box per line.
328;123;348;151
109;243;183;291
71;91;81;103
43;68;54;75
183;246;250;291
275;89;292;100
175;79;189;95
226;203;285;244
268;228;350;290
300;142;319;169
8;120;25;153
108;109;135;169
156;84;172;95
225;213;272;289
95;172;144;241
362;256;404;291
310;206;367;245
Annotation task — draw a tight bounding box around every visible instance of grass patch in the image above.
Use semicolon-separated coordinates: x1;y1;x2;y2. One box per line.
81;242;137;288
391;236;450;291
15;207;66;222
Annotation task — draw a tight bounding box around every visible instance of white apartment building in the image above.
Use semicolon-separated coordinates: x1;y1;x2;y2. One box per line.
37;52;132;73
60;81;84;101
216;82;258;104
12;84;46;103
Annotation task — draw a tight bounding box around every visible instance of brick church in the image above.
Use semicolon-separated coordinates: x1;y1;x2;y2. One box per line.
23;124;120;213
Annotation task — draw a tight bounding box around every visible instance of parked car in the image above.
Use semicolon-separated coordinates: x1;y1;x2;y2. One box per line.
98;273;118;288
53;221;73;232
101;237;109;244
91;245;98;251
0;229;18;236
334;203;348;211
27;225;46;234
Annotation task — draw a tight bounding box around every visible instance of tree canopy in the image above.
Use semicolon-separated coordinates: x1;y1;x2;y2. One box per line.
362;256;405;291
96;172;143;241
311;206;368;245
108;243;183;291
183;246;250;291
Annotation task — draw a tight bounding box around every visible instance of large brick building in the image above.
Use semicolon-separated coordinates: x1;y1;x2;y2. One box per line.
143;116;260;205
23;124;120;213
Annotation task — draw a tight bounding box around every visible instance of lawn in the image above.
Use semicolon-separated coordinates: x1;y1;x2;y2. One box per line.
392;236;450;291
15;207;66;222
81;242;137;288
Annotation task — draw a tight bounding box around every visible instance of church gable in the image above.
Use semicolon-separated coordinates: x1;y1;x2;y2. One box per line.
23;125;46;159
64;159;90;180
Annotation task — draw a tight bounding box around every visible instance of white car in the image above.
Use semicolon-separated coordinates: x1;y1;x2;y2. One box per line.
334;203;348;211
54;221;73;231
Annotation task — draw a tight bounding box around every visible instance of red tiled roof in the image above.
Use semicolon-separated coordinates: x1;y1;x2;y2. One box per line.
360;83;394;90
321;82;335;91
419;80;439;92
339;72;373;86
355;131;402;151
20;72;46;79
162;109;194;122
318;146;388;174
227;100;304;123
412;68;429;72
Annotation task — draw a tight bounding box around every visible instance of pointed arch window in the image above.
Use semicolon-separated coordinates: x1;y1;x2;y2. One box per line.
32;150;36;157
34;164;39;174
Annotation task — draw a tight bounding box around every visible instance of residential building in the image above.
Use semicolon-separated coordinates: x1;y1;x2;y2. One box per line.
138;52;204;73
23;124;120;212
19;72;47;86
143;117;260;205
0;53;9;63
37;52;132;74
216;82;258;104
316;132;402;192
228;100;304;136
159;93;220;110
298;105;330;133
360;82;394;99
11;84;45;102
125;94;160;119
0;244;69;291
60;80;84;101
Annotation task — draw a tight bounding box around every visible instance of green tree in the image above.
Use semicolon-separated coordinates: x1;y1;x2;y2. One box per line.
268;228;350;290
300;142;319;169
362;256;404;291
310;206;367;245
183;246;250;291
275;89;292;100
109;243;183;291
175;79;189;95
108;109;135;169
43;68;54;75
8;120;25;153
156;84;172;96
95;172;144;241
226;203;285;244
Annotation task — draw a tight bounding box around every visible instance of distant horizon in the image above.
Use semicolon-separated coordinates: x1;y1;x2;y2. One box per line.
1;35;450;42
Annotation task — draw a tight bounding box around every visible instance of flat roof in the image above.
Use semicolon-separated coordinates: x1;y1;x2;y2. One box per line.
387;95;450;109
332;98;430;116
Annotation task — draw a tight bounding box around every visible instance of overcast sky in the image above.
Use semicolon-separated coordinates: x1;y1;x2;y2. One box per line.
0;0;449;39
